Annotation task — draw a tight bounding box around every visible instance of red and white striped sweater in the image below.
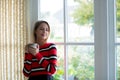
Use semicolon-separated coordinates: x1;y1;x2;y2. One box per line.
23;43;57;77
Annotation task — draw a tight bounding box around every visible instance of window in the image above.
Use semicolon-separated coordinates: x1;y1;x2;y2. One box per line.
38;0;94;80
29;0;117;80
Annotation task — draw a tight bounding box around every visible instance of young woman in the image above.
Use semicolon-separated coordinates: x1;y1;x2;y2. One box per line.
23;20;57;80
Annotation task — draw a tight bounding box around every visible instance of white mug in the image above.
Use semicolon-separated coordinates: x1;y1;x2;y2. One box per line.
28;43;39;49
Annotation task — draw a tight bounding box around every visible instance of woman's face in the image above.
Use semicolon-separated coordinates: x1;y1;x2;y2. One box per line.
35;23;50;40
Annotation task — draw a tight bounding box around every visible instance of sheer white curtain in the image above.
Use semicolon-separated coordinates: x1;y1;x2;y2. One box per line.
0;0;30;80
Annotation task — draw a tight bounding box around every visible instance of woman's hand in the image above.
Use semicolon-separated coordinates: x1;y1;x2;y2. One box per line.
28;47;39;56
25;43;39;56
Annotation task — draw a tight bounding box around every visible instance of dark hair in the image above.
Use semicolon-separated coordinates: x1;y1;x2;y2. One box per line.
33;20;50;42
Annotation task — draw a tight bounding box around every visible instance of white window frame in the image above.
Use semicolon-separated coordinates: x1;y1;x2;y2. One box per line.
28;0;117;80
94;0;116;80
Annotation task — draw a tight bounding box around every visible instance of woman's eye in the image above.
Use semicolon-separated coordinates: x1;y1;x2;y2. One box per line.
40;28;49;31
46;29;49;31
40;28;44;30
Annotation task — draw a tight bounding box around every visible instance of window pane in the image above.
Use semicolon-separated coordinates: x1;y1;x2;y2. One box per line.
116;0;120;42
68;46;94;80
116;0;120;80
67;0;94;42
38;0;64;42
53;45;64;80
116;46;120;80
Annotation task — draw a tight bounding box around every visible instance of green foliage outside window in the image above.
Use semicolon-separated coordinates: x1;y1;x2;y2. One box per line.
53;46;94;80
117;0;120;36
72;0;94;25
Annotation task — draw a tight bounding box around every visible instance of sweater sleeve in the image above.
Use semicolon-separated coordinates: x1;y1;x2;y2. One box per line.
35;43;57;74
47;47;57;74
23;53;32;77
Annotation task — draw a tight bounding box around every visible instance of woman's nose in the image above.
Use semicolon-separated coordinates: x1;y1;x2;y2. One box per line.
42;29;47;33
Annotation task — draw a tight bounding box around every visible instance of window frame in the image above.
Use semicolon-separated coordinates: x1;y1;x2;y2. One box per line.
28;0;117;80
94;0;116;80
